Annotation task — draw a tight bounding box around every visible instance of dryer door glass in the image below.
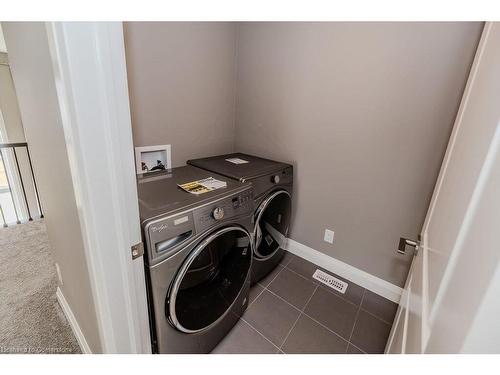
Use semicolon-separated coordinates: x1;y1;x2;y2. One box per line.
255;190;292;259
169;227;252;333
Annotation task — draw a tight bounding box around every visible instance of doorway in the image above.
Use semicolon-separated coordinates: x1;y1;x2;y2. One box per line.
0;33;43;226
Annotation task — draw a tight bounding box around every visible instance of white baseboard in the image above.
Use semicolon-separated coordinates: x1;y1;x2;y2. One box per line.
56;287;92;353
285;238;403;303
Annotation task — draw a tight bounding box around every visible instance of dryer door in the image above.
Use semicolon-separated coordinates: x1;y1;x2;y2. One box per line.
254;190;292;260
168;226;252;333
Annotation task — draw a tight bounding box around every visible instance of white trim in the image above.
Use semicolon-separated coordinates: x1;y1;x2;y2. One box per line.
430;121;500;325
46;22;151;353
0;105;7;140
421;22;490;235
285;238;402;303
56;287;92;354
418;23;492;349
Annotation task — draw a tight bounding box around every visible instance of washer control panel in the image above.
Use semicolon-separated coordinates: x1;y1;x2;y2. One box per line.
194;189;253;234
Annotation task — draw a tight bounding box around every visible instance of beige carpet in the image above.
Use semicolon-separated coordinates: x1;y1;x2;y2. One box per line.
0;220;81;354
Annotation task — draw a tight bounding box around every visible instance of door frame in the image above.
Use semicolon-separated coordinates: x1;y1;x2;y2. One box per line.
46;22;150;353
385;22;499;353
419;21;493;350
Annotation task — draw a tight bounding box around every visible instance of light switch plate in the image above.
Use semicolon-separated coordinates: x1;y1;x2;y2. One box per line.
324;229;335;244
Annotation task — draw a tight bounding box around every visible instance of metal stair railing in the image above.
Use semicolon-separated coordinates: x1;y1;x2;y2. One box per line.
0;142;44;226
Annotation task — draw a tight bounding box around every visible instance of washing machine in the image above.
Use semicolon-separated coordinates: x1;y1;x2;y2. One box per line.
137;166;254;353
187;153;293;284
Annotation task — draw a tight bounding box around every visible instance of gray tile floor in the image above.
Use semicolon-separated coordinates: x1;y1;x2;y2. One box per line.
212;251;397;354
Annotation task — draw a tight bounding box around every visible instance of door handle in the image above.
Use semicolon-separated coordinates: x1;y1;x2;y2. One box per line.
397;237;418;256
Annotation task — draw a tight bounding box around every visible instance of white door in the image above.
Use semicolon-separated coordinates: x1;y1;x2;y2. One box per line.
46;22;151;353
386;22;500;354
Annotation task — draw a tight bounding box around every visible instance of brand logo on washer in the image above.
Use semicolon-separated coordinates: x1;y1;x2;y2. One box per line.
151;223;168;233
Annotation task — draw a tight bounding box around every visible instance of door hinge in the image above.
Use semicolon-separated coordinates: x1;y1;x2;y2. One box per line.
131;242;144;260
397;237;419;256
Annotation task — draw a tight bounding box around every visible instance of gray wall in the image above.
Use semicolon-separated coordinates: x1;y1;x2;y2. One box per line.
124;22;237;167
122;22;482;287
234;22;482;286
3;22;102;352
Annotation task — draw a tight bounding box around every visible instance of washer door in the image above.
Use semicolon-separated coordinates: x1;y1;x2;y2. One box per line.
168;226;252;333
254;190;292;260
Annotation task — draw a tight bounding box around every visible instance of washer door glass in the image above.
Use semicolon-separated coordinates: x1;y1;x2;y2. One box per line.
168;226;252;333
255;190;292;259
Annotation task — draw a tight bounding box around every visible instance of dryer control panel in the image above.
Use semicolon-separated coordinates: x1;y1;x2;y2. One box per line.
193;189;253;234
250;166;293;199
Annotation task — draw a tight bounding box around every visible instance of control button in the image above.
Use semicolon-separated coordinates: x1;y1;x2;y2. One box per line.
212;207;225;220
271;175;280;184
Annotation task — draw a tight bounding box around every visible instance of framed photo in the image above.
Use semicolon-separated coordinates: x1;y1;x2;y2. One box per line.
135;145;171;174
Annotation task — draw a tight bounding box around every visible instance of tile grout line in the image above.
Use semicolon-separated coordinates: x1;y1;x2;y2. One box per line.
302;285;320;313
239;264;289;353
280;256;292;268
247;286;267;309
263;282;350;346
278;314;302;352
263;285;302;313
348;289;365;342
348;342;367;354
259;264;286;289
249;265;286;309
283;263;317;283
346;289;366;353
239;317;282;352
278;284;319;352
301;311;350;346
358;306;396;326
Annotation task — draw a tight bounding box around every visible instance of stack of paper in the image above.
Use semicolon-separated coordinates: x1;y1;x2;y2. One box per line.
178;177;227;195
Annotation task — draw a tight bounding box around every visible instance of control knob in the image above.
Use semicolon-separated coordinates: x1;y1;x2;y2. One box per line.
212;207;225;220
271;175;280;184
